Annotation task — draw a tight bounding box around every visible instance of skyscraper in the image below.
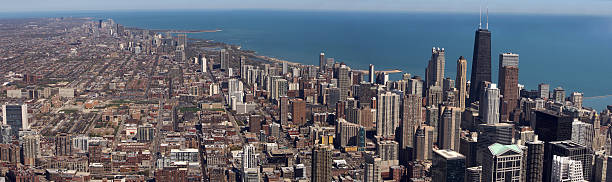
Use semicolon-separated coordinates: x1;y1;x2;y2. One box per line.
280;96;289;125
55;133;72;156
469;28;492;104
438;107;461;151
538;83;550;99
414;125;434;161
201;56;207;73
553;87;566;103
551;156;585;182
220;49;230;71
570;92;583;108
544;141;593;182
292;99;306;126
311;145;332;182
376;91;401;138
498;53;519;122
319;52;325;72
479;83;500;124
456;56;468;109
364;157;382;182
432;149;466;182
1;104;28;136
525;137;544;182
482;143;523;182
337;64;351;101
477;123;513;165
426;47;445;88
400;94;422;156
369;64;375;84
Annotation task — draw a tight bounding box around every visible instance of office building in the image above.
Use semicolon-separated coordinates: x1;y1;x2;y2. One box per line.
55;133;72;156
426;85;443;107
499;53;519;122
432;149;466;182
311;145;332;182
369;64;375;84
469;28;492;104
534;110;573;142
538;83;550;99
426;47;445;88
466;166;482;182
551;155;586;182
376;91;401;138
319;52;325;72
279;96;289;125
2;104;28;136
438;107;461;151
414;125;434;161
477;123;513;164
553;87;566;103
525;137;544;182
544;141;593;182
571;120;594;149
570;92;583;108
479;83;500;124
364;157;382;182
335;118;362;148
21;134;39;166
456;56;468;109
400;94;422;154
292;99;306;126
220;49;230;70
482;143;523;182
337;64;351;101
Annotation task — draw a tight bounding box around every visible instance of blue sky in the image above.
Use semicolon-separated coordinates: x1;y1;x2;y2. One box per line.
3;0;612;15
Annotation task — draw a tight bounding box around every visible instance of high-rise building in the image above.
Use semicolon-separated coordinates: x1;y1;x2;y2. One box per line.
544;141;593;182
220;49;230;70
311;145;332;182
319;52;325;72
369;64;375;84
477;123;513;164
538;83;550;99
482;143;523;182
479;83;500;124
376;91;401;138
337;64;351;101
292;99;306;126
242;144;258;170
407;77;423;97
534;110;573;142
426;47;445;88
335;118;362;148
426;85;443;107
400;94;422;155
469;28;492;104
460;132;479;167
525;137;544;182
1;104;28;136
55;133;72;156
571;120;594;149
570;92;583;108
432;149;466;182
553;87;566;103
456;56;468;109
551;155;586;182
466;166;483;182
21;134;39;166
438;107;461;151
498;53;519;122
414;125;434;161
282;62;288;75
201;56;207;73
364;157;382;182
279;96;289;125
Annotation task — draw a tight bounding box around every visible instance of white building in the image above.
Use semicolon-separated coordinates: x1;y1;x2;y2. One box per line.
480;84;500;124
551;155;586;182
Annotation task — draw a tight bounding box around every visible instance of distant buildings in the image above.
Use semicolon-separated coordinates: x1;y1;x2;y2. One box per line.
426;47;445;88
456;56;468;109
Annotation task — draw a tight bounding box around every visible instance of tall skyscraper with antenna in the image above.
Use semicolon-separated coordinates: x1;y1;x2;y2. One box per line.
469;5;492;104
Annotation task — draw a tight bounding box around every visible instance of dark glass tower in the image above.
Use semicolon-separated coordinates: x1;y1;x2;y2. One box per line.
469;29;492;104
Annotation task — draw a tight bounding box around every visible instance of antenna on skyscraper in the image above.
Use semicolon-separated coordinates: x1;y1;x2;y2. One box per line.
479;0;482;29
486;3;489;29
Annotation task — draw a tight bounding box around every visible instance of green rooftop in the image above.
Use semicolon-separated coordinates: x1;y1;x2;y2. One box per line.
488;143;522;156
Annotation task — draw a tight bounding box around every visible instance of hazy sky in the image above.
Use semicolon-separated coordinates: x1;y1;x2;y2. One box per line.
3;0;612;15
